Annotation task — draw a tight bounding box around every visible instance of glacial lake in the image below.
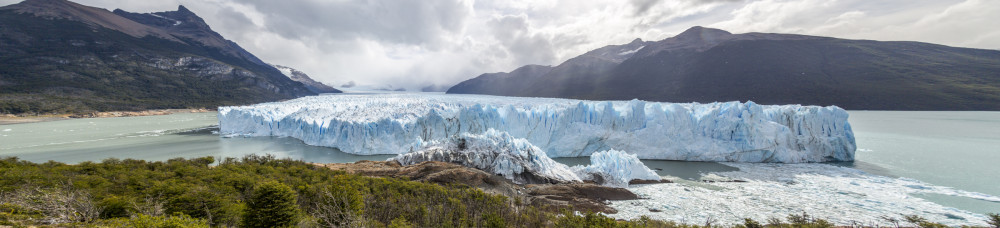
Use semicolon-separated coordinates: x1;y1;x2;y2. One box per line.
1;110;997;216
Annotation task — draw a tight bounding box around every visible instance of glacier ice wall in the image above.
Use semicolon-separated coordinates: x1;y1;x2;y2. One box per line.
218;93;855;163
389;129;580;184
572;150;661;188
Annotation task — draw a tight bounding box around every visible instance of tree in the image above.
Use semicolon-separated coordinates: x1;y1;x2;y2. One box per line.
988;213;1000;228
743;218;764;228
242;181;299;228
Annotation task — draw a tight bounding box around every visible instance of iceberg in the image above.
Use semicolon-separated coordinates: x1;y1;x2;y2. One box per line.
218;93;855;163
390;129;581;184
572;150;661;188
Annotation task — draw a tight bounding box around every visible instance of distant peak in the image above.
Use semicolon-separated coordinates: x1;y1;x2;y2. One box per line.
177;5;190;12
675;26;732;41
629;38;644;45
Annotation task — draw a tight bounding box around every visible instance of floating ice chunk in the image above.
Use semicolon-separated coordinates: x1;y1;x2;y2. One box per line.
218;93;855;163
390;129;581;184
572;150;661;187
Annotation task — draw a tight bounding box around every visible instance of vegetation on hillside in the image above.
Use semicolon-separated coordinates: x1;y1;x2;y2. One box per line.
0;155;992;227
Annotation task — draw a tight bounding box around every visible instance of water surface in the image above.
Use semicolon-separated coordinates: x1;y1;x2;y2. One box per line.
1;110;997;215
0;113;392;164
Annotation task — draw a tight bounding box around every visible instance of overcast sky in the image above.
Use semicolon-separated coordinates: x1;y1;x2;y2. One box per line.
3;0;998;90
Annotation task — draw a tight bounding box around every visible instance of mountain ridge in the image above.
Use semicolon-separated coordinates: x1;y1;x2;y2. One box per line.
0;0;334;114
448;26;1000;110
271;64;341;94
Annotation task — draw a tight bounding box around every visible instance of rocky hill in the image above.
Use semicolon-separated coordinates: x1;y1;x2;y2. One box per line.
271;64;341;94
448;26;1000;110
0;0;332;114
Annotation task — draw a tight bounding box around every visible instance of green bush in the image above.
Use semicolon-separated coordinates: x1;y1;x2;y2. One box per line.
242;181;300;228
98;213;210;228
743;218;763;228
989;213;1000;228
98;195;133;219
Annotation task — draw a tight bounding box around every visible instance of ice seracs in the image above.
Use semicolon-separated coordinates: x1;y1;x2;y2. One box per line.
390;130;663;187
218;93;855;163
390;129;580;184
572;150;661;188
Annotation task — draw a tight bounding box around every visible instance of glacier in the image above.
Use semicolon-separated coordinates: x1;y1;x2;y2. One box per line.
218;93;855;163
572;150;662;188
389;129;663;186
390;129;581;184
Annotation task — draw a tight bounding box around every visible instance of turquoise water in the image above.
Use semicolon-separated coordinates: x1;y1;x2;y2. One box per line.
1;111;997;214
0;113;393;164
847;111;1000;214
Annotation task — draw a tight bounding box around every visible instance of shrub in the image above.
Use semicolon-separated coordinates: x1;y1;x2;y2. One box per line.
987;213;1000;228
242;181;300;228
389;217;413;228
903;215;948;228
98;195;133;219
99;213;210;228
743;218;764;228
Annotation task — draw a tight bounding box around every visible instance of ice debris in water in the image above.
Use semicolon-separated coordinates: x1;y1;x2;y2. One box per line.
218;93;855;163
572;150;661;188
609;162;1000;226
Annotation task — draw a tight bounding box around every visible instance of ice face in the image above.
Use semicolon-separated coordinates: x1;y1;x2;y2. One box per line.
218;93;855;163
572;150;661;188
389;129;581;184
390;130;662;187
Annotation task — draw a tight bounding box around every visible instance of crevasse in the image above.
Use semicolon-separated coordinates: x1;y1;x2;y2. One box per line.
218;93;855;163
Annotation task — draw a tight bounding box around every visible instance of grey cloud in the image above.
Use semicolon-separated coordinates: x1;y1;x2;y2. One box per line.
213;6;256;40
241;0;470;49
631;0;742;16
488;15;557;66
630;0;661;16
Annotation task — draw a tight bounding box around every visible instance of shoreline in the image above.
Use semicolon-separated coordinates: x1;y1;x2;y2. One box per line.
0;108;213;125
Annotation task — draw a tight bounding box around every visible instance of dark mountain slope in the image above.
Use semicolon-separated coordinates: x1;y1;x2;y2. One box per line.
448;64;553;95
448;26;1000;110
0;0;324;114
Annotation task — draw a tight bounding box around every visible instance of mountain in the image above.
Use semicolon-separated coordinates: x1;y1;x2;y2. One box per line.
0;0;327;114
447;26;1000;110
270;64;341;94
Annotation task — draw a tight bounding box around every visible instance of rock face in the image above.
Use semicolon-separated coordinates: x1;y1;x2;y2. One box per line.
0;0;326;114
316;160;639;214
271;64;342;94
448;26;1000;111
219;93;855;163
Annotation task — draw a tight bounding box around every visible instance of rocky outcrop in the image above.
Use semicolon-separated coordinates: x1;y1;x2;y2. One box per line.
317;160;644;214
271;64;341;93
